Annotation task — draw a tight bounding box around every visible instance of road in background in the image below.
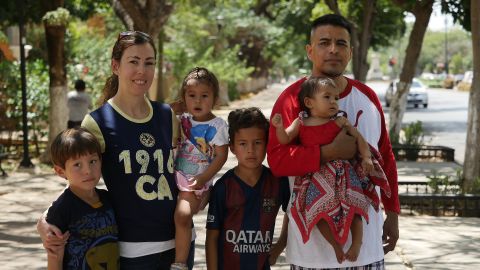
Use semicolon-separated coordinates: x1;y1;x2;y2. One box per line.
366;81;468;164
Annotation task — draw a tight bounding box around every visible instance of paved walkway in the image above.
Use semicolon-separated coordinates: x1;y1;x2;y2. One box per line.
0;80;478;269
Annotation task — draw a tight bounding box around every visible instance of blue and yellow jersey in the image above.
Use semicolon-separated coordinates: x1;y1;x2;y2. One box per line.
47;188;119;269
82;98;178;243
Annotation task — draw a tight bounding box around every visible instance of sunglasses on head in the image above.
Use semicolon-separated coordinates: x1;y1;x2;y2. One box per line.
117;30;151;40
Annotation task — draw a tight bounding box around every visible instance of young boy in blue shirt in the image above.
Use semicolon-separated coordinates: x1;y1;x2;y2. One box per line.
45;128;119;269
206;107;290;270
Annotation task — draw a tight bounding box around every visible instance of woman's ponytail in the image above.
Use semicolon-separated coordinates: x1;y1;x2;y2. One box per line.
98;74;119;106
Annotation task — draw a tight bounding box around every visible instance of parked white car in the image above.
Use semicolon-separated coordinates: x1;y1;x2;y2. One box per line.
385;78;428;108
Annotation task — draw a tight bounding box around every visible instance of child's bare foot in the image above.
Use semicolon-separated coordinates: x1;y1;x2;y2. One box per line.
345;240;362;261
332;243;345;264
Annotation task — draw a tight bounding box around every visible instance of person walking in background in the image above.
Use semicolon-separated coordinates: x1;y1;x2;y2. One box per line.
67;79;92;128
267;14;399;269
38;31;194;269
206;107;290;270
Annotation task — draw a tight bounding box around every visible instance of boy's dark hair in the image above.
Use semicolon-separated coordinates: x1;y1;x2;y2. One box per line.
74;79;86;91
311;14;352;39
298;77;337;116
51;127;102;168
180;67;220;100
227;107;269;143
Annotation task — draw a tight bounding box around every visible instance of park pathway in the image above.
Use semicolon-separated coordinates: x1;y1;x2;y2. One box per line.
0;80;479;269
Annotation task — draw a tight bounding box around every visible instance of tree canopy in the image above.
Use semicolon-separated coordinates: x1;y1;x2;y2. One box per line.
0;0;477;166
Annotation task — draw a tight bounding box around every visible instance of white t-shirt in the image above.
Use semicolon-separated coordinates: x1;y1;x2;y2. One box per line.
176;114;229;177
285;83;387;268
67;90;92;121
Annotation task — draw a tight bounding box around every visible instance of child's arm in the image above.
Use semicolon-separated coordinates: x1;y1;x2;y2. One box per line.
272;113;300;145
190;144;228;189
269;214;289;266
37;210;70;256
206;229;220;270
335;116;373;173
47;246;64;270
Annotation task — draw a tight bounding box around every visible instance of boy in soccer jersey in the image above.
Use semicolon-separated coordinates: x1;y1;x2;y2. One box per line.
206;107;290;270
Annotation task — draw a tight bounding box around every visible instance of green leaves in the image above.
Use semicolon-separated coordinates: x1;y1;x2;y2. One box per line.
401;121;425;147
0;31;7;43
163;3;255;100
42;7;71;26
0;60;49;130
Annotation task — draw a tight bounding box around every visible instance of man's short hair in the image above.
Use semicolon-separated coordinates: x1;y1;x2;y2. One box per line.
311;14;352;38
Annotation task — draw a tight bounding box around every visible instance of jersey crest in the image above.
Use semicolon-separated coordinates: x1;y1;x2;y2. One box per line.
140;132;155;147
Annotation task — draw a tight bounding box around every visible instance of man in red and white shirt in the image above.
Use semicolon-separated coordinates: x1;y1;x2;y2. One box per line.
267;14;399;269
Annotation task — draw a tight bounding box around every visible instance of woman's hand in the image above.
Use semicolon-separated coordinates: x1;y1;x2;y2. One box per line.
37;216;69;257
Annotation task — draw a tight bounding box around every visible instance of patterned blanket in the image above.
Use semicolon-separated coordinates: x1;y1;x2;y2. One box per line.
290;146;391;244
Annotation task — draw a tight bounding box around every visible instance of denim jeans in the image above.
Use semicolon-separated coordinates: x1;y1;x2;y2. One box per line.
120;241;195;270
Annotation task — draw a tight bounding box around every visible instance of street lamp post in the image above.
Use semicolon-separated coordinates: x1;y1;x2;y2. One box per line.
19;0;33;168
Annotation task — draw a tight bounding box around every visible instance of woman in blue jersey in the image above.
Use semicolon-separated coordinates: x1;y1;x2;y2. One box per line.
38;31;193;269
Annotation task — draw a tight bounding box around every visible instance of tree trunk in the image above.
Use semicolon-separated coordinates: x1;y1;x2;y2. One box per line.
324;0;340;14
117;0;173;38
389;0;433;138
352;0;376;82
112;0;134;30
40;25;68;163
155;30;165;102
463;0;480;192
40;0;68;163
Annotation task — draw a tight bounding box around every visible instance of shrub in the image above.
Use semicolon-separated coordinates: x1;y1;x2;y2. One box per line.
401;121;425;146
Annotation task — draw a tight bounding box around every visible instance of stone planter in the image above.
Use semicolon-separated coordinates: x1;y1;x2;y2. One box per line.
399;193;480;217
392;144;455;162
399;181;480;217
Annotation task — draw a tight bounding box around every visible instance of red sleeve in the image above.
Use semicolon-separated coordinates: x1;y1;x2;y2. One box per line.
266;78;321;177
351;79;400;213
378;113;400;213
